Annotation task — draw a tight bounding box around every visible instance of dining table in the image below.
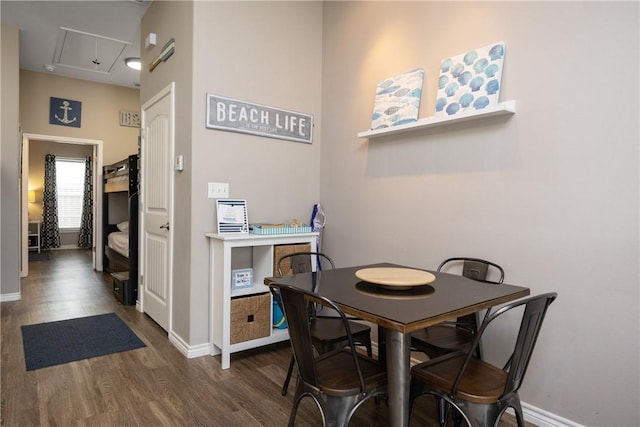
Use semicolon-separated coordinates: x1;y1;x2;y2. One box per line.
265;262;530;427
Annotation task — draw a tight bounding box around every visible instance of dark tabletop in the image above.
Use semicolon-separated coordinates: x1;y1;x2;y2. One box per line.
265;262;530;333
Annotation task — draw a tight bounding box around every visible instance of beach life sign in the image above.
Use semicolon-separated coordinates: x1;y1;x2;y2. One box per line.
206;94;313;144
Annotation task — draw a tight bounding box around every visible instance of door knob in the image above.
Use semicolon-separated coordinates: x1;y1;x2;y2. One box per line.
160;222;170;230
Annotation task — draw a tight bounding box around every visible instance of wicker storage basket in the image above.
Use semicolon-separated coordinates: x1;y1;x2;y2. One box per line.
273;243;312;276
230;293;271;344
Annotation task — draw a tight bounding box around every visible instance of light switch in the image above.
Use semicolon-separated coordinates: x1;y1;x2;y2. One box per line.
208;182;229;198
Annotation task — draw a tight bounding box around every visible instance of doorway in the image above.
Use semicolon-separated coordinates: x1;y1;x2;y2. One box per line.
20;133;103;278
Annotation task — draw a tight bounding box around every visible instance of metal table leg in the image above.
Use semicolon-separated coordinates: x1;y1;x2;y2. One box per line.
386;329;411;427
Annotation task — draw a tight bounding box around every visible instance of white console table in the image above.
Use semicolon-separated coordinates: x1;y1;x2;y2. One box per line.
206;231;318;369
28;221;41;253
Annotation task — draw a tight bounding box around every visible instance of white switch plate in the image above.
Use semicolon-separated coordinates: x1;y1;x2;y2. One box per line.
208;182;229;198
175;155;184;171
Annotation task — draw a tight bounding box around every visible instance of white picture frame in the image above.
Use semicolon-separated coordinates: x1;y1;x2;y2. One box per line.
231;268;253;290
216;199;249;234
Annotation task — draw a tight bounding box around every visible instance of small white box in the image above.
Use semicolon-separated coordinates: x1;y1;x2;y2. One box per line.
231;268;253;290
145;32;157;49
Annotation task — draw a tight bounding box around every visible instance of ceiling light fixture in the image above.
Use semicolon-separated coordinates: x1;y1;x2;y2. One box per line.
125;57;141;71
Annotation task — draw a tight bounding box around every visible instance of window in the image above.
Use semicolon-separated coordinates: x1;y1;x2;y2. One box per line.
56;158;85;230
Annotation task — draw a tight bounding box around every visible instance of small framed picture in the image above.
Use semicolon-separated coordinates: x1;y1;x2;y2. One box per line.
120;110;141;127
216;199;249;234
50;97;82;128
231;268;253;290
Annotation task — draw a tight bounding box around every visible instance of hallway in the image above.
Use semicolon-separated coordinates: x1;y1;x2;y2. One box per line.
2;250;302;426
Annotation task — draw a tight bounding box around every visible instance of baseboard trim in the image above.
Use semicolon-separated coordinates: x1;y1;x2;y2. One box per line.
168;331;211;359
522;402;585;427
168;331;188;356
0;292;21;302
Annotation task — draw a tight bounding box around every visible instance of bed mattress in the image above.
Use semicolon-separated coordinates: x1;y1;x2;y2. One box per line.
107;231;128;257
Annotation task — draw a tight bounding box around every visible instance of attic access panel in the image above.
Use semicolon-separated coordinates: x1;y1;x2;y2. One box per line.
54;27;130;75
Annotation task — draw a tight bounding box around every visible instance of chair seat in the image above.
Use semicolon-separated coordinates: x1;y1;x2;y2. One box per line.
411;352;507;404
411;324;475;355
315;349;387;397
409;293;557;427
311;317;371;346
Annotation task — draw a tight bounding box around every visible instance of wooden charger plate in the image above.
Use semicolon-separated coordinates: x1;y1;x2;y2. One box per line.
355;267;436;290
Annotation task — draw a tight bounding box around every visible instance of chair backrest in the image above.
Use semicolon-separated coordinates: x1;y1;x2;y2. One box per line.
452;292;558;397
438;258;505;330
437;257;505;284
277;252;335;276
268;283;367;393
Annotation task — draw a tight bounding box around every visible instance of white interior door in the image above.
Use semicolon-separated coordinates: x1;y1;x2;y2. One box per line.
140;83;174;331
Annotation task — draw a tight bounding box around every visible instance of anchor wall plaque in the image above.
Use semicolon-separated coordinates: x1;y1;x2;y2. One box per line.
49;97;82;128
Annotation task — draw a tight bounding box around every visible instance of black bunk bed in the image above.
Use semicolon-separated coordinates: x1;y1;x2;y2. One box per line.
103;154;139;305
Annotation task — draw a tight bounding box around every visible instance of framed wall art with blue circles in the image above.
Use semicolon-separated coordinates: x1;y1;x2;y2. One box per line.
435;42;505;117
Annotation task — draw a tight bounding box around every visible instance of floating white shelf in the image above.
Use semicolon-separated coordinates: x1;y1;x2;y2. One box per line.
358;100;516;139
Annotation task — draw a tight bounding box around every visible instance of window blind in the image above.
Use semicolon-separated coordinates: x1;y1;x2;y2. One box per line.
55;157;86;230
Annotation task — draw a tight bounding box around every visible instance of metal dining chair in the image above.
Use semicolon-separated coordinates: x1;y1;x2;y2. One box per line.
411;257;505;360
409;292;557;427
276;252;373;396
269;282;387;427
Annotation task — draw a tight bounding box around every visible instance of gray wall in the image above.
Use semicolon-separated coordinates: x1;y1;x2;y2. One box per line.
140;1;323;345
319;2;639;426
1;26;21;297
189;1;323;342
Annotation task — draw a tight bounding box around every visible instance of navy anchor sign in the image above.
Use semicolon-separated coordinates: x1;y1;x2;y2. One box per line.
49;97;82;128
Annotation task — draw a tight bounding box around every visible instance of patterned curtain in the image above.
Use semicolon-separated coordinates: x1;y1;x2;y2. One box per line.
77;156;93;248
41;154;61;250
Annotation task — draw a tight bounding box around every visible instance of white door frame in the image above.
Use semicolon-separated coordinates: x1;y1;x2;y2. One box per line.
20;133;103;277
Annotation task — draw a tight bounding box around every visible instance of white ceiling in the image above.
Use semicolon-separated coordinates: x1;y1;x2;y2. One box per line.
1;0;150;89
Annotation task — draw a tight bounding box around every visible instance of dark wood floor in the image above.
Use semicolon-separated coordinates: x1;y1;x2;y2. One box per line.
1;250;529;426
